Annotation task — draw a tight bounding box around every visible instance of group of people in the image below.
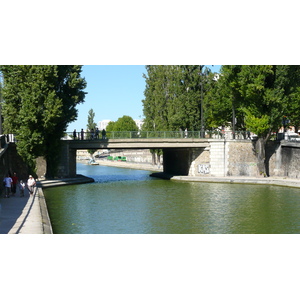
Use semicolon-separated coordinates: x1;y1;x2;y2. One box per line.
2;173;36;198
73;128;106;140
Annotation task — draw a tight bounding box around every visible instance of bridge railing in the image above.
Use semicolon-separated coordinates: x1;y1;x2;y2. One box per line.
64;130;250;140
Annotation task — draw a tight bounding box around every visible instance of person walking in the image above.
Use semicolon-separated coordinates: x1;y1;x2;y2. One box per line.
19;180;25;197
95;128;99;139
27;175;36;195
3;174;13;198
11;172;18;196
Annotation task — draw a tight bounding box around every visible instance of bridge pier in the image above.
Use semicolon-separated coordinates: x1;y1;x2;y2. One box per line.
57;142;77;178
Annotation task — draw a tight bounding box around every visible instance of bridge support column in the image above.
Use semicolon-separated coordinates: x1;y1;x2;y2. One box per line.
57;142;77;177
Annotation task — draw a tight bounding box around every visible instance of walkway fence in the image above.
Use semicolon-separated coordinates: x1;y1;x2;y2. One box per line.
3;131;299;147
64;130;250;141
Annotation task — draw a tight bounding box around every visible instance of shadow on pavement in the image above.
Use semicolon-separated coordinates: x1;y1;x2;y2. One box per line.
0;191;31;234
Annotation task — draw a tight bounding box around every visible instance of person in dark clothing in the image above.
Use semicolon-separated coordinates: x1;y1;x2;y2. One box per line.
73;129;77;140
102;129;106;139
11;172;18;196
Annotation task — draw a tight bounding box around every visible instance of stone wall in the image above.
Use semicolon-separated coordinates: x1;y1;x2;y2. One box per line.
189;140;258;177
56;144;76;178
226;141;257;177
188;148;210;176
280;143;300;179
51;139;300;179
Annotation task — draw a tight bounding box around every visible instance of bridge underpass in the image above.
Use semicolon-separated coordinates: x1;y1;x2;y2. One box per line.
57;138;211;178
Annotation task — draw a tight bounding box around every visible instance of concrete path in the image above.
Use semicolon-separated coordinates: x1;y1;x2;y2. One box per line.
0;187;52;234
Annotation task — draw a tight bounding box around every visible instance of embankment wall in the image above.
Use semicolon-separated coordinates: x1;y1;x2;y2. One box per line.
188;140;300;178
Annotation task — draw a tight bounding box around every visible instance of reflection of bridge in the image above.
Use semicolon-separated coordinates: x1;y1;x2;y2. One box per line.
58;131;252;178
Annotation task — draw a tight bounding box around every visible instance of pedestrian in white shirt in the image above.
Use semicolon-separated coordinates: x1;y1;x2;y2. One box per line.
27;175;36;195
3;174;13;198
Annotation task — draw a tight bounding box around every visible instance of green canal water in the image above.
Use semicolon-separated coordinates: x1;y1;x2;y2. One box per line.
43;163;300;234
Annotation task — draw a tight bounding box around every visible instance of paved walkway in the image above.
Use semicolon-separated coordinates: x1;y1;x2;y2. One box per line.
0;187;52;234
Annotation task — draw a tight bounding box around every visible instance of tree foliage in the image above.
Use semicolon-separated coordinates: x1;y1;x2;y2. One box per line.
107;115;138;132
142;65;215;131
215;65;300;175
86;108;97;155
142;65;300;175
0;65;86;178
87;108;97;132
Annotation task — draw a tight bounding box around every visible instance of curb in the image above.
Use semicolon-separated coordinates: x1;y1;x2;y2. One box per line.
36;188;53;234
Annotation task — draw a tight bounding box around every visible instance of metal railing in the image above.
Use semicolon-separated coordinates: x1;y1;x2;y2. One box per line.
63;130;250;140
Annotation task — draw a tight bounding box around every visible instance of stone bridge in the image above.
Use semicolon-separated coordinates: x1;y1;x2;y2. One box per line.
57;135;257;178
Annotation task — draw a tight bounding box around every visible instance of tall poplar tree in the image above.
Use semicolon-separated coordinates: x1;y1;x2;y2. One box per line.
142;65;212;132
86;108;97;156
0;65;87;178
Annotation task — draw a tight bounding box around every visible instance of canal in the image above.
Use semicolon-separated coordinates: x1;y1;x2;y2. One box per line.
44;163;300;234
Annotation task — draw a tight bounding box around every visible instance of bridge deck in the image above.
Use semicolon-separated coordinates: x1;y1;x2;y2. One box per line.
66;138;211;149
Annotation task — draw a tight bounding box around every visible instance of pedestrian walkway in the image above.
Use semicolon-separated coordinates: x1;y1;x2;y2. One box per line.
0;187;52;234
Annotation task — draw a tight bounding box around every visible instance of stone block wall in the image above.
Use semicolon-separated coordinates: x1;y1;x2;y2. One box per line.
226;141;257;176
280;143;300;179
210;141;226;176
56;143;76;178
188;140;258;177
188;148;210;176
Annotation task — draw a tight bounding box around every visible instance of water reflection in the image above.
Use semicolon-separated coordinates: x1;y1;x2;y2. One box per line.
44;163;300;234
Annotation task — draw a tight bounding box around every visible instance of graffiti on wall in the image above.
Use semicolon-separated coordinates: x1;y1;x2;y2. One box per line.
198;164;210;174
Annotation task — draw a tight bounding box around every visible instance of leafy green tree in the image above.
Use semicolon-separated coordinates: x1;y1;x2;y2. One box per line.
106;121;115;132
205;65;246;132
86;108;97;155
113;115;138;131
87;109;97;132
142;65;213;132
216;65;300;175
0;65;86;178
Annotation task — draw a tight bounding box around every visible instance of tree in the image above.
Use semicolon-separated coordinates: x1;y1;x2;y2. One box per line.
142;65;213;132
86;108;97;156
106;121;115;132
0;65;87;178
113;115;138;132
216;65;300;176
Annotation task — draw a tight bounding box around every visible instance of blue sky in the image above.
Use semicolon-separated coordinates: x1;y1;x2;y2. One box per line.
67;65;221;132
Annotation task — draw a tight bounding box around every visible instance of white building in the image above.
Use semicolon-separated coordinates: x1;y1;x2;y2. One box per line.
134;119;144;130
98;120;111;130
